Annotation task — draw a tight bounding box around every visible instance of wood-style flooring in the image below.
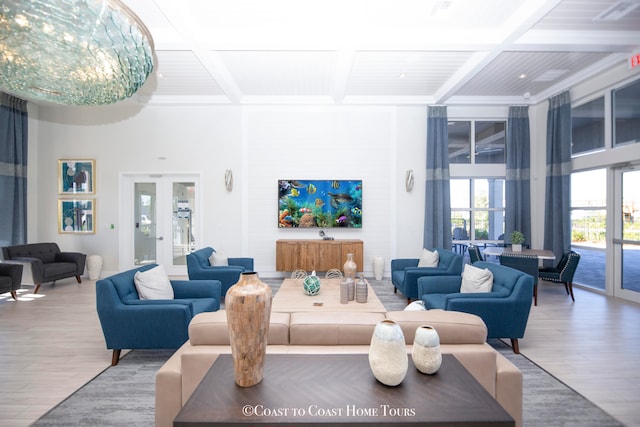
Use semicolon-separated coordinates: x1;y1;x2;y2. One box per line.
0;276;639;426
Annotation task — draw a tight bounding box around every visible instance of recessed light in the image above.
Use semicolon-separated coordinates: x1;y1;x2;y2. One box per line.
519;73;527;79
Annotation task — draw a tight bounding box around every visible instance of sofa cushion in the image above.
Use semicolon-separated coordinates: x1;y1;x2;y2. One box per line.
189;311;290;346
289;312;385;345
418;248;439;267
385;309;487;344
460;264;493;293
134;265;174;300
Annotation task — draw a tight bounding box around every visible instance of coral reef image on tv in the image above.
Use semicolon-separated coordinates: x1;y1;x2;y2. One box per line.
278;179;362;228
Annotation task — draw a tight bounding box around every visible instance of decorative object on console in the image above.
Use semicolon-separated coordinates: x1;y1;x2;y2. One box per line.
224;170;233;192
325;268;343;279
343;253;357;279
368;319;408;386
278;179;362;228
510;231;525;252
0;0;154;106
86;254;103;280
225;272;272;387
372;256;384;280
291;269;308;281
412;325;442;374
356;274;368;303
405;169;414;192
302;272;321;296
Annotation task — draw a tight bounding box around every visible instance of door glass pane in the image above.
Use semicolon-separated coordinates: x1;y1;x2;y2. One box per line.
622;170;640;292
134;183;156;265
571;169;606;290
475;178;505;240
172;182;196;266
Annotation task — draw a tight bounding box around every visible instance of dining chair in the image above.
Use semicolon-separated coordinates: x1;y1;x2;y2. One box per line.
468;245;484;263
499;253;539;306
538;251;581;302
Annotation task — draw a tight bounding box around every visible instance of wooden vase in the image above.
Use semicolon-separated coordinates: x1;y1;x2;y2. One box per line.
225;272;272;387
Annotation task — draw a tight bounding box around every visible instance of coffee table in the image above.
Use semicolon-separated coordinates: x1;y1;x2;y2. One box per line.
174;354;514;426
271;278;386;313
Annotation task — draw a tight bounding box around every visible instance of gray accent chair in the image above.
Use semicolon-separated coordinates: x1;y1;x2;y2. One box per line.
0;263;23;300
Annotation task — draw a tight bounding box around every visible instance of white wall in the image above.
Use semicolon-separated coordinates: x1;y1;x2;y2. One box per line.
28;62;640;279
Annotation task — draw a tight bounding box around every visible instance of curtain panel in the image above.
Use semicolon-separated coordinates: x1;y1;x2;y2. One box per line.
543;91;572;261
423;105;452;249
505;106;532;245
0;93;28;246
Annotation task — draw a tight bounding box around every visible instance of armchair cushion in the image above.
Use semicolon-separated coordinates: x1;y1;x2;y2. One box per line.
418;248;439;267
209;252;229;266
460;264;493;293
134;265;174;300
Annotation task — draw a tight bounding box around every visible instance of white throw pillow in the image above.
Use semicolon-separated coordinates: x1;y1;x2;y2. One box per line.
417;248;439;267
209;252;229;266
404;300;427;311
134;265;174;300
460;264;493;293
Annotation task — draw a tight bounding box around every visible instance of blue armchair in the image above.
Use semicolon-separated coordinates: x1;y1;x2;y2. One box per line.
96;264;221;365
391;248;463;301
418;261;534;353
186;247;254;296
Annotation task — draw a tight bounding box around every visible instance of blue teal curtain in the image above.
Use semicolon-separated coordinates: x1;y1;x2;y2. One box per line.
543;91;572;261
0;93;28;247
424;106;451;249
505;106;531;246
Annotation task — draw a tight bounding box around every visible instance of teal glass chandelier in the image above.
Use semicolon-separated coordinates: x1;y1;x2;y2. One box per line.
0;0;154;105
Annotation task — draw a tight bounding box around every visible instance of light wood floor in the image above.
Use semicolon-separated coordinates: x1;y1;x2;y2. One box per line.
1;276;639;426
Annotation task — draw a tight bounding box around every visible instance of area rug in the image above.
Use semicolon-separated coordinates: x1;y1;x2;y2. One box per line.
34;278;624;426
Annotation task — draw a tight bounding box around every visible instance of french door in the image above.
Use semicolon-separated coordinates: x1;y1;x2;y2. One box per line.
120;174;200;275
613;166;640;303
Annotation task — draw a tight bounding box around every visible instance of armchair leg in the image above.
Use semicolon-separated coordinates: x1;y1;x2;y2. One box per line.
111;349;122;366
393;287;397;294
34;283;41;294
567;282;575;302
533;284;538;306
510;338;520;354
75;275;82;283
10;291;17;300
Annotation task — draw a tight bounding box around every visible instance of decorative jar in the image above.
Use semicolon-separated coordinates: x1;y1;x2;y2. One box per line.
343;253;357;280
411;325;442;375
303;273;321;296
368;319;408;386
225;272;273;387
356;274;368;303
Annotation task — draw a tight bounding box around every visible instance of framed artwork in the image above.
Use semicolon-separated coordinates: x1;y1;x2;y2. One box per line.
58;159;95;194
58;199;96;234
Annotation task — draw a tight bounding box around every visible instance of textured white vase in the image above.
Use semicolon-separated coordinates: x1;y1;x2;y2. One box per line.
372;256;384;280
411;325;442;375
368;320;408;386
86;255;103;280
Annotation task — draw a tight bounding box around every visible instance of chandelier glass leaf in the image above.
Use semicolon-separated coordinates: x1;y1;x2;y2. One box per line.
0;0;154;105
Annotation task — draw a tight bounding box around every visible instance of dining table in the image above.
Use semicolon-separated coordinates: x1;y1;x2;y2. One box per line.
482;246;556;260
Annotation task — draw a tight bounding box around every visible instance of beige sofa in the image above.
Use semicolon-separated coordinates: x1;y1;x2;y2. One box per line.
156;309;522;427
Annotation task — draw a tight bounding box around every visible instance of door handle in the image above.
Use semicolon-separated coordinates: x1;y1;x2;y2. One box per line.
157;236;164;241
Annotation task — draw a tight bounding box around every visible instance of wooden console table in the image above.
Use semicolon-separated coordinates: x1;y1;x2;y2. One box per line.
276;239;363;272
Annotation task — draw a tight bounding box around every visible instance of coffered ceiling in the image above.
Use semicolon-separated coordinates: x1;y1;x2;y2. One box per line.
124;0;640;106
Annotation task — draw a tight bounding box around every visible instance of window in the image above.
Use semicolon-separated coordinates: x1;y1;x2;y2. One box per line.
451;178;505;242
572;96;605;155
448;120;506;164
613;79;640;146
571;169;606;291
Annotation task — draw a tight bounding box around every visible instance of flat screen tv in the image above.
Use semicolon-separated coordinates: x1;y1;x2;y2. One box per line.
278;179;362;228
